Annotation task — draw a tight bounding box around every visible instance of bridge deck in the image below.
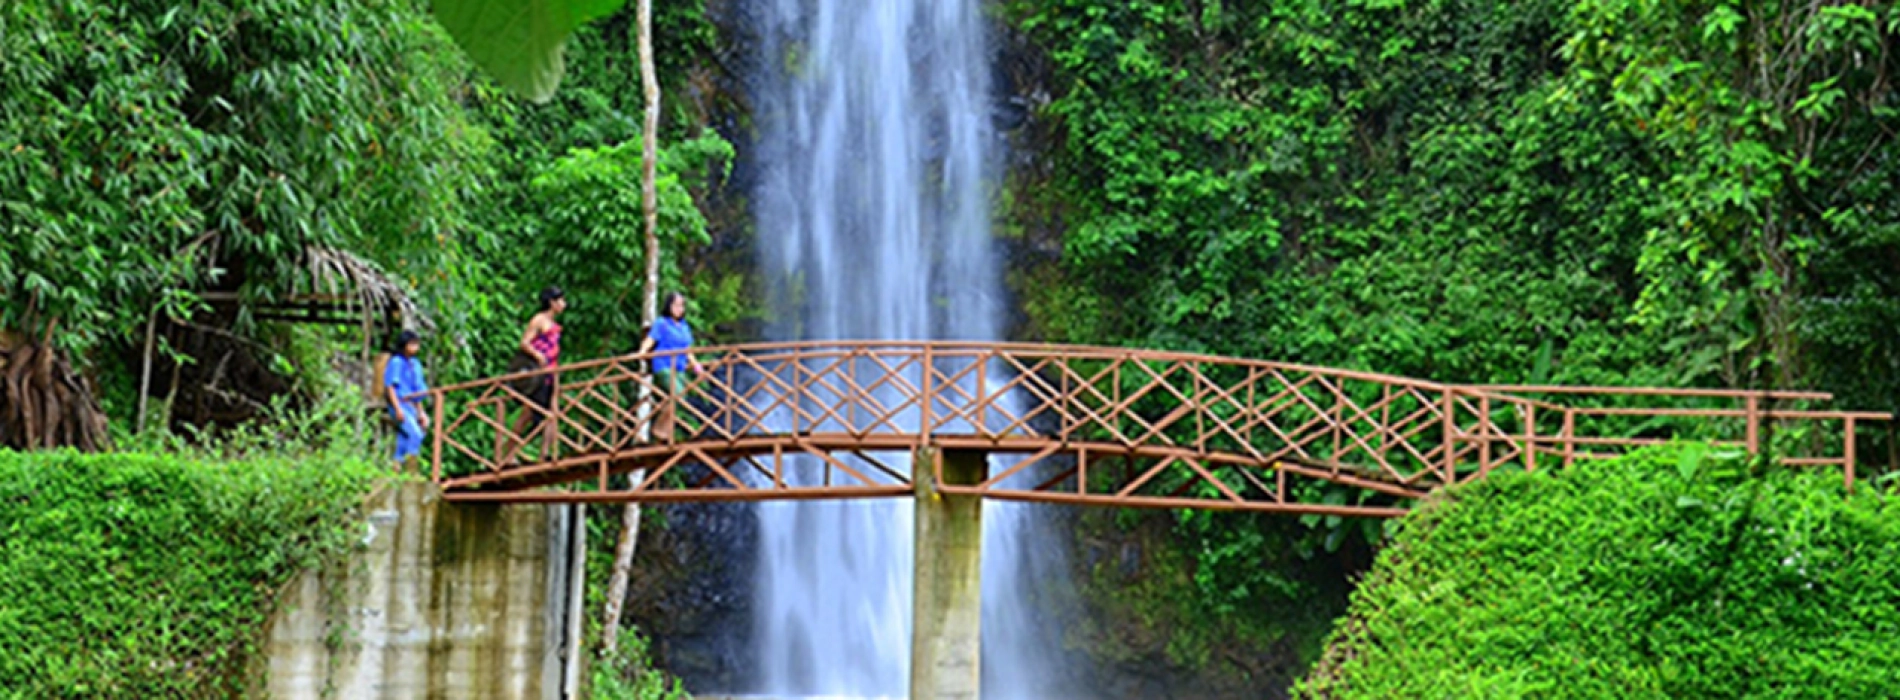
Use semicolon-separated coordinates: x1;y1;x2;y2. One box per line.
426;341;1886;516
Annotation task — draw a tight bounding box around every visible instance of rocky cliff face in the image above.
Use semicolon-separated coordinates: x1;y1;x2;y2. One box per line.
623;502;761;692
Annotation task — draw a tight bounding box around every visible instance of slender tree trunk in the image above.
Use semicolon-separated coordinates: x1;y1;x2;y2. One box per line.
136;310;157;434
601;0;661;659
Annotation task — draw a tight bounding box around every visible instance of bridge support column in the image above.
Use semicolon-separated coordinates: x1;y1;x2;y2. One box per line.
912;447;985;700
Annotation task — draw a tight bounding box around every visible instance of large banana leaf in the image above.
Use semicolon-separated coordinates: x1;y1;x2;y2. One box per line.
430;0;627;102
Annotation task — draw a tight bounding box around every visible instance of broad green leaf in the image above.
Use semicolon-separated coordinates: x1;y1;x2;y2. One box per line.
429;0;628;102
1675;443;1705;481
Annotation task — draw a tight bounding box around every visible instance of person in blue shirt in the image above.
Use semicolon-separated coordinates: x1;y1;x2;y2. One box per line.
384;330;430;465
638;292;705;442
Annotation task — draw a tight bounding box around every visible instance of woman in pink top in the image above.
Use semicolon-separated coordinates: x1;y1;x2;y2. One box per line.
506;286;566;463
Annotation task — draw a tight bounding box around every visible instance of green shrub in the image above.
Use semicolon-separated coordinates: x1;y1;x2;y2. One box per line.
0;449;382;698
1296;445;1900;699
590;627;691;700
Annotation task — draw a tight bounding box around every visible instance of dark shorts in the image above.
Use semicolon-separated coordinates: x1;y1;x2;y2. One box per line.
523;377;554;431
528;377;554;407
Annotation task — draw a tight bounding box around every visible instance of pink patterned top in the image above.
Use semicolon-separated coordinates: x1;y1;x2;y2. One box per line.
530;322;562;369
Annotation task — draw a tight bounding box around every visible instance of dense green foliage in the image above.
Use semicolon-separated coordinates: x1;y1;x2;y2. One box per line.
590;631;692;700
527;132;733;356
3;0;742;408
6;1;737;689
0;445;381;698
1008;0;1898;396
1002;1;1898;684
1;0;481;351
418;3;746;371
1295;446;1900;698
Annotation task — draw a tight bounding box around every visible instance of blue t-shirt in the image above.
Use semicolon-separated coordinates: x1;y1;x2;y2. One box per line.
649;317;694;373
384;355;429;412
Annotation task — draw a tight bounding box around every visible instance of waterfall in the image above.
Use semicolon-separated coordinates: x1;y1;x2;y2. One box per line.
746;0;1070;696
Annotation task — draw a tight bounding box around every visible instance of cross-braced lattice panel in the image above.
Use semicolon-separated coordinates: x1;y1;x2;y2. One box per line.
1000;351;1456;487
546;359;651;456
921;347;1049;439
691;345;931;441
432;358;664;480
1441;390;1552;483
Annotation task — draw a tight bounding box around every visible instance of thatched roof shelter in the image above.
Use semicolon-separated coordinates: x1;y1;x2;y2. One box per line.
200;245;434;332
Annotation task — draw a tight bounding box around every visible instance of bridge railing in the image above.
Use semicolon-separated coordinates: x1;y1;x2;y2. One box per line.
1462;385;1886;490
425;342;1886;506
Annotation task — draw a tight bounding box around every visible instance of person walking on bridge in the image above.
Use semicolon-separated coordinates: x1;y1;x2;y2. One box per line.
384;330;430;467
504;286;566;463
638;291;706;442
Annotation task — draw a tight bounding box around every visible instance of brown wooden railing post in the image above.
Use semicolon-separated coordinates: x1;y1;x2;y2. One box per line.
1195;362;1207;455
920;344;934;446
1844;415;1857;493
544;370;560;461
1331;385;1344;469
793;349;805;437
1478;394;1492;477
1245;368;1256;455
432;389;445;482
1524;404;1536;473
1059;354;1072;442
1378;384;1391;468
1745;394;1760;455
1562;408;1576;469
842;348;854;434
1077;447;1089;495
1441;388;1456;484
494;400;506;467
610;379;623;451
976;349;988;436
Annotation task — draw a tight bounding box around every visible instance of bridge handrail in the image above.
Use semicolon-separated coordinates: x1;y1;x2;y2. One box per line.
427;340;1482;396
432;341;1844;407
1473;384;1833;401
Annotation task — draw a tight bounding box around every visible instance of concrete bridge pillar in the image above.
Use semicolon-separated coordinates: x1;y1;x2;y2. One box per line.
911;447;986;700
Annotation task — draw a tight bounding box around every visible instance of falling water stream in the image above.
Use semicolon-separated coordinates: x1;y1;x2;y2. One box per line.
746;0;1069;697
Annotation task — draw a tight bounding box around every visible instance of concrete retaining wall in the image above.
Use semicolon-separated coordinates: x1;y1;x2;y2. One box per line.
262;481;578;699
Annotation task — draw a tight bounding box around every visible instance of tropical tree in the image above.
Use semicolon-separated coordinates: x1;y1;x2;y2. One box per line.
601;0;664;659
2;0;482;447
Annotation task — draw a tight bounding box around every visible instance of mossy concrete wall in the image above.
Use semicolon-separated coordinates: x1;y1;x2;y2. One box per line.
262;481;579;699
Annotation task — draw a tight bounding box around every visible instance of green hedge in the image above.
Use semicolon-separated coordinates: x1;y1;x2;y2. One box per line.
0;450;382;698
1296;446;1900;699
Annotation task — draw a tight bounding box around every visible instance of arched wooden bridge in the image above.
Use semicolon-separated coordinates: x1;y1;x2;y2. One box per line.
425;342;1885;517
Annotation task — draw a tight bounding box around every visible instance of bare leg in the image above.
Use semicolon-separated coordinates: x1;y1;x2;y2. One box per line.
501;386;551;465
502;411;530;465
655;391;675;443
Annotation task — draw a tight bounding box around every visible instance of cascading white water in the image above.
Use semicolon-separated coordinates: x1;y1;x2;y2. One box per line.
747;0;1070;697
